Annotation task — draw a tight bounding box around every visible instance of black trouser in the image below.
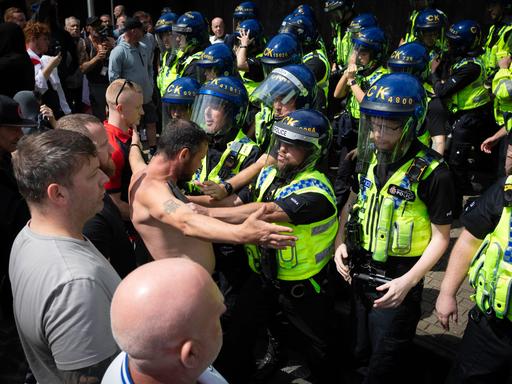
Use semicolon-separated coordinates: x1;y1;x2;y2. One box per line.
448;105;499;199
215;264;337;384
450;306;512;383
351;258;423;384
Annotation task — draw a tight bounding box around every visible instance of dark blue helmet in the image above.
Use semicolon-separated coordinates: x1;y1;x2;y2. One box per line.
324;0;355;13
191;76;248;136
162;77;200;123
387;42;430;80
293;4;318;28
414;8;447;35
272;109;332;171
347;13;379;33
155;12;178;34
233;1;258;26
173;11;209;48
446;20;482;55
352;26;387;66
279;14;318;49
162;77;200;105
196;43;236;81
358;73;427;168
235;18;263;41
261;33;302;76
252;64;318;111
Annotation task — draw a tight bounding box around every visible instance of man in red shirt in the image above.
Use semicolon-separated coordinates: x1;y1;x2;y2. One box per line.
104;79;144;219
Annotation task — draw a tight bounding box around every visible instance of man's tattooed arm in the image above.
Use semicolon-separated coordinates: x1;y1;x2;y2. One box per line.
163;198;181;214
60;354;117;383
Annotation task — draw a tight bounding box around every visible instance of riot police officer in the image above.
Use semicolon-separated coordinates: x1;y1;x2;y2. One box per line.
235;18;266;96
436;175;512;382
189;76;259;197
481;0;512;82
205;109;338;383
432;20;498;208
195;43;237;83
161;76;200;126
155;11;178;96
279;13;331;109
333;26;388;210
388;41;448;154
335;73;454;383
324;0;355;67
169;11;210;82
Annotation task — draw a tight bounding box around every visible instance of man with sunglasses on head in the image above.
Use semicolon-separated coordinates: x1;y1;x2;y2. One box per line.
109;17;157;154
334;73;454;383
104;79;144;220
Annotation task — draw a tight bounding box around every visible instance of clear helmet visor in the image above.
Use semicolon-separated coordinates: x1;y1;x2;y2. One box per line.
251;69;305;115
161;102;192;128
356;113;416;173
156;30;176;51
191;94;235;136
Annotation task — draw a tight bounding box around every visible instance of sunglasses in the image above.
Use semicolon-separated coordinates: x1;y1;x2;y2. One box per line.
115;80;134;106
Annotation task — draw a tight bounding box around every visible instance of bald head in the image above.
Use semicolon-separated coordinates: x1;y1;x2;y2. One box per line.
111;259;225;379
211;17;225;39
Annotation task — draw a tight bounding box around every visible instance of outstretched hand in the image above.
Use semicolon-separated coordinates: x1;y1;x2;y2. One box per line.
195;180;228;200
243;205;296;249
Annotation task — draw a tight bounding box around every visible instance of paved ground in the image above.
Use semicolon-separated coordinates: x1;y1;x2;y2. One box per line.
415;224;472;359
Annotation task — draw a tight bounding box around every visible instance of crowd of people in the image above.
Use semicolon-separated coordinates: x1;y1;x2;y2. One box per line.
0;0;512;383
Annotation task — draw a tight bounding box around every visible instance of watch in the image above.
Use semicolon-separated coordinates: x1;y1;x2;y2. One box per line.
222;182;234;196
348;79;357;87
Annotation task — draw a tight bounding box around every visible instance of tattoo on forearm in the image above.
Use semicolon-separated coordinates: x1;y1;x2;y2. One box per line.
60;354;116;383
163;199;180;214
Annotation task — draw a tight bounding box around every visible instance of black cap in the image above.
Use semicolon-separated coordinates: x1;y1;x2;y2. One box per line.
124;17;143;30
0;95;37;127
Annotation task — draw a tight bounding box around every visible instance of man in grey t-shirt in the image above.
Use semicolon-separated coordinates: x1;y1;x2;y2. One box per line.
9;130;121;383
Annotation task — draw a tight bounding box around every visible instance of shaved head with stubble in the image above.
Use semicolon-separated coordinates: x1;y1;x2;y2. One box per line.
110;258;226;384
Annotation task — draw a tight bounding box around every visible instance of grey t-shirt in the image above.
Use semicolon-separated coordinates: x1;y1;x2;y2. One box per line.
9;224;121;383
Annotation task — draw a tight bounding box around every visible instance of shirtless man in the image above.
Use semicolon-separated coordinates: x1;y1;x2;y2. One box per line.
129;119;296;274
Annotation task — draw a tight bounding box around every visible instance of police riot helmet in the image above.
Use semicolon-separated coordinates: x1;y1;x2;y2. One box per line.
279;14;319;50
387;42;430;81
173;11;209;52
271;109;332;174
356;73;427;171
161;77;200;124
293;4;318;28
235;18;263;43
351;26;387;70
191;76;248;138
325;0;354;24
233;1;258;29
261;33;302;77
155;12;177;34
347;13;379;33
446;20;482;56
251;64;317;118
155;12;178;52
413;8;448;49
196;43;236;82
